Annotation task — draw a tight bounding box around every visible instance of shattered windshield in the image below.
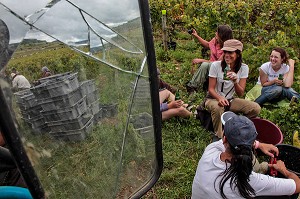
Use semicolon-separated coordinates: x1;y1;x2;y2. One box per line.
0;0;160;198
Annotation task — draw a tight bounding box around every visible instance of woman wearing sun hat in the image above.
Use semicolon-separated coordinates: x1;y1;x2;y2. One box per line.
192;111;300;199
204;39;261;139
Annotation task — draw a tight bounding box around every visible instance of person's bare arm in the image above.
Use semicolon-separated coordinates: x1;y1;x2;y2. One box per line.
191;29;209;48
270;160;300;194
283;59;295;88
260;69;274;86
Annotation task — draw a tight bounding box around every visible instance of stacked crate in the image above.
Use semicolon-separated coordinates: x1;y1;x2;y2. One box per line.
79;79;101;123
130;112;153;139
35;72;93;142
15;89;48;134
15;72;118;141
131;79;151;109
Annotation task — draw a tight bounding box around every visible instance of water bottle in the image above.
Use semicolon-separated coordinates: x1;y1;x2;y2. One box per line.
175;91;180;100
223;64;230;80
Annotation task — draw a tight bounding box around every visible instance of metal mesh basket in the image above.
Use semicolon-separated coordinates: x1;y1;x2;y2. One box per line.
276;144;300;177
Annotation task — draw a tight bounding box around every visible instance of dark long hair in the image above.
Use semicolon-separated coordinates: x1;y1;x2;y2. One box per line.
217;25;233;48
221;50;243;73
272;47;288;64
216;145;255;199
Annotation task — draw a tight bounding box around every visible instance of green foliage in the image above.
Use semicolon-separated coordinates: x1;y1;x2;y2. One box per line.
156;46;171;62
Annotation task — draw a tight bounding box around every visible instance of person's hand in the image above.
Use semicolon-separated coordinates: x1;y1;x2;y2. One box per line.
268;160;288;176
258;142;279;157
168;100;183;109
274;78;283;86
191;29;198;37
288;59;295;67
227;71;238;83
217;96;229;107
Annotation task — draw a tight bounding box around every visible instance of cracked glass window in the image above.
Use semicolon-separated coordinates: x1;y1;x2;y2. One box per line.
0;0;161;198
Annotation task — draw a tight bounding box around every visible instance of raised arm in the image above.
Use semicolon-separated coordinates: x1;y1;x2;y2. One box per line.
283;59;295;88
191;29;209;48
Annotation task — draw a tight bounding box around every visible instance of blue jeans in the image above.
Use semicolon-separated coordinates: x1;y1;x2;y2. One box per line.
255;84;300;105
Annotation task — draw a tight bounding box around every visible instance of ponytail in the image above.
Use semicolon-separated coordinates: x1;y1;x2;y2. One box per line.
216;145;255;199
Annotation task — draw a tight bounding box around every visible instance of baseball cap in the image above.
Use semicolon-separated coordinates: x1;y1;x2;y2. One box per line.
221;39;243;52
221;111;257;149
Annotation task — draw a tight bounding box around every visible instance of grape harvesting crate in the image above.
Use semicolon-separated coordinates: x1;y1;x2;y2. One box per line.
49;116;94;142
100;103;118;118
47;113;92;132
39;88;82;111
41;96;88;122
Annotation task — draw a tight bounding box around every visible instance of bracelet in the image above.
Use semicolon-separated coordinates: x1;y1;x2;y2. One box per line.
254;140;260;149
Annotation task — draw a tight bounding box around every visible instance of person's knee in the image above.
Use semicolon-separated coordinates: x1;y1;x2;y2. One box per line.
247;102;261;118
252;103;261;116
263;86;282;98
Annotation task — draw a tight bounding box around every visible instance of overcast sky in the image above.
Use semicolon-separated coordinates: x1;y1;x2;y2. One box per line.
0;0;140;43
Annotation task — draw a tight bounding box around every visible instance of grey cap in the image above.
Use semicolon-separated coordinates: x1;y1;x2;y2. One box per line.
221;111;257;149
41;66;50;72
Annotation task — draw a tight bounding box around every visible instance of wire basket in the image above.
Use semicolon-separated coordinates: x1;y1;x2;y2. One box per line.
276;144;300;177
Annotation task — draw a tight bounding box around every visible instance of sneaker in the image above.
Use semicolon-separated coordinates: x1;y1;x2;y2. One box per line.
186;104;195;112
186;84;197;95
289;96;297;107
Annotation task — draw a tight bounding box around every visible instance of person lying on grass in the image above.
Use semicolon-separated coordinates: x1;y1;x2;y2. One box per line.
159;89;192;121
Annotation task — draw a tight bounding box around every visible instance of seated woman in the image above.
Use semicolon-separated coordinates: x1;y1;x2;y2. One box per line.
159;89;192;121
205;39;260;139
192;111;300;198
254;47;300;106
186;24;233;93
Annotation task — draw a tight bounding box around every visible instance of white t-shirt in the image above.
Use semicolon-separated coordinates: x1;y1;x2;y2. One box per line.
192;140;296;199
257;62;289;84
12;75;31;89
208;61;249;99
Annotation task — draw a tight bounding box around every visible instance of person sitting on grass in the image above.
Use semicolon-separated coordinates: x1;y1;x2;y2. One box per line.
159;89;192;121
204;39;260;139
254;48;300;106
186;24;233;93
192;111;300;199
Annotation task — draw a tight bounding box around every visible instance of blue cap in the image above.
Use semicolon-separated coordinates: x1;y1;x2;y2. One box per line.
221;111;257;149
